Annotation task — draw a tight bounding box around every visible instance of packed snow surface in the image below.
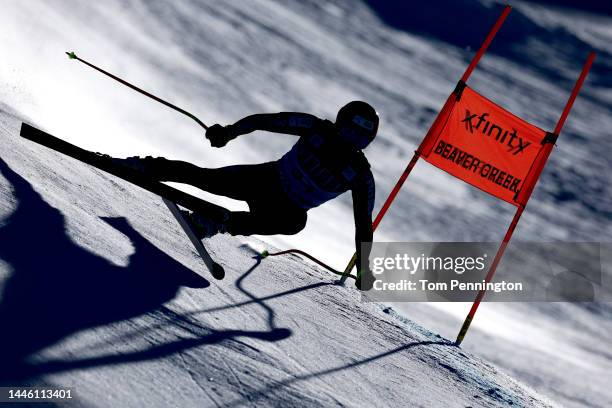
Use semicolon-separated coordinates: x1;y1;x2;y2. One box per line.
1;0;611;406
0;110;556;407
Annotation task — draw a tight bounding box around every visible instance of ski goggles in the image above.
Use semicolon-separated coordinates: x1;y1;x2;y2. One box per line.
352;114;376;131
339;121;375;149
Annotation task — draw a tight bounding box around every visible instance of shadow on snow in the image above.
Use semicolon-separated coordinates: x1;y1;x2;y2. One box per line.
0;157;293;382
0;155;453;404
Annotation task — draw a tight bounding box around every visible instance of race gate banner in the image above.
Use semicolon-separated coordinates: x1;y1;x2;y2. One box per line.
420;85;547;205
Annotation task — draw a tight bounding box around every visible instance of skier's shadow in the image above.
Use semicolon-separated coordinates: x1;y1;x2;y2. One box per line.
0;157;209;379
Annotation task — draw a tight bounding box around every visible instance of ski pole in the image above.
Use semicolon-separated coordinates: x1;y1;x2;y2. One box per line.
65;51;208;130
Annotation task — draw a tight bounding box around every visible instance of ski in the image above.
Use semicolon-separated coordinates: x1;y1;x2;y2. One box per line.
19;123;227;217
162;198;225;279
19;122;226;280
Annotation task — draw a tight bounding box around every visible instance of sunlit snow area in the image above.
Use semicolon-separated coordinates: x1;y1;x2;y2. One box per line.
0;1;611;407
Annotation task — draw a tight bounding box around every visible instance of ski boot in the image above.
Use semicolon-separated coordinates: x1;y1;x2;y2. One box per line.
180;208;230;239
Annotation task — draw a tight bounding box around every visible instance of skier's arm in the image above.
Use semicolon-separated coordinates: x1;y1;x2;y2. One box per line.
206;113;321;147
230;112;321;137
351;170;375;276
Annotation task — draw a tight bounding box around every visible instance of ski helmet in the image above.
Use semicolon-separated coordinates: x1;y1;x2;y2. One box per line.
335;101;379;149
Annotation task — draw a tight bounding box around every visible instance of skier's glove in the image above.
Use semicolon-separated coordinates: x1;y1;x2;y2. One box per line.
355;267;375;291
206;124;235;148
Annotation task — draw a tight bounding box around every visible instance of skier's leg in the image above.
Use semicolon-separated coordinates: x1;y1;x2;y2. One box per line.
225;188;307;236
226;208;307;236
131;157;306;236
195;165;268;201
184;200;306;238
131;157;271;202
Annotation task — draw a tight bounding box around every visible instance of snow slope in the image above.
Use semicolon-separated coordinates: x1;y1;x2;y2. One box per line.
0;109;557;407
0;0;611;406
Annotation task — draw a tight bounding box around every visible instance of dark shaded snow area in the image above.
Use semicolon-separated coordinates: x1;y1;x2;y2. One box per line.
0;110;556;407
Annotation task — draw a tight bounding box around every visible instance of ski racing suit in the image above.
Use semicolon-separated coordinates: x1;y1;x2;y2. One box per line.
146;112;375;270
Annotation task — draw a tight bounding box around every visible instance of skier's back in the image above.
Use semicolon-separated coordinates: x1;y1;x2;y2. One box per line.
116;101;378;289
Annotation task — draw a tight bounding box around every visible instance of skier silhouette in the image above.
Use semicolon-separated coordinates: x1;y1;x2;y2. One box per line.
114;101;378;289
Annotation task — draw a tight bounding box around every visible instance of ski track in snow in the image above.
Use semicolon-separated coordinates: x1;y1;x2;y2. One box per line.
0;0;611;406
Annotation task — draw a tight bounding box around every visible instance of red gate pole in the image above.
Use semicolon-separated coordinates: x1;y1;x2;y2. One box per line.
339;5;512;284
455;205;524;345
553;52;596;134
460;5;512;83
455;51;596;345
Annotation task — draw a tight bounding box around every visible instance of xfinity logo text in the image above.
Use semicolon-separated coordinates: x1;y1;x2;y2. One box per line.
462;110;531;155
